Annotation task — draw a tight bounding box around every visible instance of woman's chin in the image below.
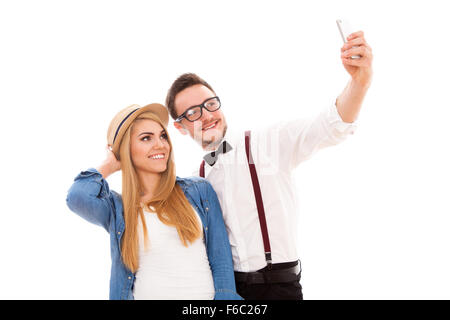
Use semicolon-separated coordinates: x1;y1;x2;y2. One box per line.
137;164;168;175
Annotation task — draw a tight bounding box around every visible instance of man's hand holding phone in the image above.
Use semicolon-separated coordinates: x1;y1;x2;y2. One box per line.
336;19;373;88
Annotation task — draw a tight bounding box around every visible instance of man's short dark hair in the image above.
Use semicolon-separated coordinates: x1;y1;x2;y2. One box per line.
165;73;216;120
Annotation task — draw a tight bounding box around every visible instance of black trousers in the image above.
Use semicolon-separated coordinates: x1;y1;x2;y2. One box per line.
235;261;303;300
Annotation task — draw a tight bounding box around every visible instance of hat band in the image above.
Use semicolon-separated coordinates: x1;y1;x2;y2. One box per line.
113;108;140;144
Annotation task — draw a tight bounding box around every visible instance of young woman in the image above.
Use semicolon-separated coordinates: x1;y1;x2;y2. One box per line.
66;103;242;300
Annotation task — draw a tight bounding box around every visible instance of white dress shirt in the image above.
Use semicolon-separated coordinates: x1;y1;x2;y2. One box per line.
199;102;357;272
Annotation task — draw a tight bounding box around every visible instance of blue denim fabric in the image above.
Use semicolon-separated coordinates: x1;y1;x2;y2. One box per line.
66;168;242;300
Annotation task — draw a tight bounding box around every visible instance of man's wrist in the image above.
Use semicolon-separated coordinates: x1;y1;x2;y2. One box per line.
350;78;371;92
351;72;372;91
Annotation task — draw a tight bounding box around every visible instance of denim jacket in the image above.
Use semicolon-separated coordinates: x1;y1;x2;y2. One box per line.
66;168;242;300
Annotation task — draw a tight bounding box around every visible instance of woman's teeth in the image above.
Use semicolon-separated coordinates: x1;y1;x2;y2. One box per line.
150;154;165;159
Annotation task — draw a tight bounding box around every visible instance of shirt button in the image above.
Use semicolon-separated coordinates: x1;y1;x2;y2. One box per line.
128;276;132;280
206;207;209;211
117;231;121;235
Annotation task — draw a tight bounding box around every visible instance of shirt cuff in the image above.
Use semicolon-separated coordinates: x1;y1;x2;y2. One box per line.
326;100;358;135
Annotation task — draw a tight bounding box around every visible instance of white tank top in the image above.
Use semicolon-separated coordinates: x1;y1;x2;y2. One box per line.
132;208;215;300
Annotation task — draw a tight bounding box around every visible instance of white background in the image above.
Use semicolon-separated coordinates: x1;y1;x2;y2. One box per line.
1;0;449;299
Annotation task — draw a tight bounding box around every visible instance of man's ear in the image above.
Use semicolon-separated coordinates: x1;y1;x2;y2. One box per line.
173;121;188;135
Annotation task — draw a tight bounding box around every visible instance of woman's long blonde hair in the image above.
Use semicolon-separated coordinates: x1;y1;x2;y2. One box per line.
119;111;201;273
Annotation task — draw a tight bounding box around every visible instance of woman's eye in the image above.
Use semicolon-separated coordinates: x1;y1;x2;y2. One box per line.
141;136;151;141
161;132;169;140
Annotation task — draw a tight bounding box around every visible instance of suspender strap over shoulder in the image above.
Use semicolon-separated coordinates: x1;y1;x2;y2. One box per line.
199;160;205;178
245;130;272;270
198;132;273;269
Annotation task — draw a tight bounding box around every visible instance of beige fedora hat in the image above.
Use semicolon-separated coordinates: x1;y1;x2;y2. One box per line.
107;103;169;159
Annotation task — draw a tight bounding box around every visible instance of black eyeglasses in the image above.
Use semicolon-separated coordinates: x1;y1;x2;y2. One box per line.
175;96;221;123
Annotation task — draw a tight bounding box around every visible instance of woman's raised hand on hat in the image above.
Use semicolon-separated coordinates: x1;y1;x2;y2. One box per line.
96;145;121;179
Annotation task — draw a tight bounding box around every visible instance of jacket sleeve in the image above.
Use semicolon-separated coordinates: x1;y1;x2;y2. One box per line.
66;168;114;232
202;180;243;300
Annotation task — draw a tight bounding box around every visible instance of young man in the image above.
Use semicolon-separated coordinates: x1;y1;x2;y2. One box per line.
165;31;373;300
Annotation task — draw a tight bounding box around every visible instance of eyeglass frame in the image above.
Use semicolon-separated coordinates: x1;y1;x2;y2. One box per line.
174;96;221;123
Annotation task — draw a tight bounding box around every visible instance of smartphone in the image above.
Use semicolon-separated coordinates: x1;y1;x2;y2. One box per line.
336;19;361;59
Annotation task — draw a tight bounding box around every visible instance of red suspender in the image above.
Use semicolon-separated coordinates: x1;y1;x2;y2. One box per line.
245;130;272;269
199;160;205;178
198;132;273;269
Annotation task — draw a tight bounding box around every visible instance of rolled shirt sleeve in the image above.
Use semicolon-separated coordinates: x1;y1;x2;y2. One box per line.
255;100;358;172
326;100;358;136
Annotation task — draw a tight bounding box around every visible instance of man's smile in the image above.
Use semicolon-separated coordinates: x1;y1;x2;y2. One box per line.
202;120;219;131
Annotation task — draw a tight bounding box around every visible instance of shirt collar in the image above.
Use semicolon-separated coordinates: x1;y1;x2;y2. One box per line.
201;126;241;168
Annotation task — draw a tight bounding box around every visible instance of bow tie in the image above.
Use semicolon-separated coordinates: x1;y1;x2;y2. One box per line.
203;141;233;166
